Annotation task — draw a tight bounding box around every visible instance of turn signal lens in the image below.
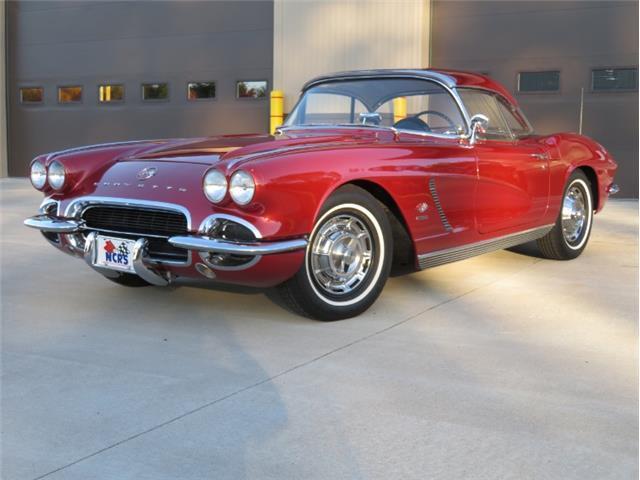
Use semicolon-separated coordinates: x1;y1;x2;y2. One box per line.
30;161;47;190
48;161;66;190
203;169;227;203
229;170;255;205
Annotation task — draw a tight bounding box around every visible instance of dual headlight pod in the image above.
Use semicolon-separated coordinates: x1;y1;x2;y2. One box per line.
30;160;66;191
203;169;255;206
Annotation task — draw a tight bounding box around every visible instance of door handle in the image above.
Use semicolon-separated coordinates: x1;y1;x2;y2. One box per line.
530;153;548;160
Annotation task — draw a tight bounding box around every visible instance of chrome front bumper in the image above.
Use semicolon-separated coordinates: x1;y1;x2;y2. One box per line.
24;214;308;257
24;215;84;233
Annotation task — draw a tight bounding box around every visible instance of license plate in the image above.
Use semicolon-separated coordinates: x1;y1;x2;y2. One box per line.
93;235;136;273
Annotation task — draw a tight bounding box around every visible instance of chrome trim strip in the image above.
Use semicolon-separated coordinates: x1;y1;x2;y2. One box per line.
80;226;171;239
168;236;308;256
198;251;262;271
199;213;263;239
24;215;84;233
39;198;60;215
64;196;193;231
417;224;554;269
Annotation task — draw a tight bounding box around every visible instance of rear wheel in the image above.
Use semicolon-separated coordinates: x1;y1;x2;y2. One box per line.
106;272;151;287
278;185;393;320
537;170;594;260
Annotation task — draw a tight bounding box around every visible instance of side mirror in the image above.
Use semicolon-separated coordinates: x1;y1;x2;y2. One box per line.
469;114;489;145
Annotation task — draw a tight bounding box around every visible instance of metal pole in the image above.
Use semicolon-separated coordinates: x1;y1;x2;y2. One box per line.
578;87;584;134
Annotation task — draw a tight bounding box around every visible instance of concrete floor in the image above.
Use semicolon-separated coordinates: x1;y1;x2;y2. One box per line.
1;178;637;480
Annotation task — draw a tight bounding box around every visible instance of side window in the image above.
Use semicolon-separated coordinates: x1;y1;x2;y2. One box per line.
458;89;511;140
495;97;530;137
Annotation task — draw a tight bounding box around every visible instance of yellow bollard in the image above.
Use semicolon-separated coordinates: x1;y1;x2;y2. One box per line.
270;90;284;135
393;97;407;123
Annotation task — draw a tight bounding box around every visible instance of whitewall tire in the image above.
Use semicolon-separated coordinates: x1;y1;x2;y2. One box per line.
278;185;393;320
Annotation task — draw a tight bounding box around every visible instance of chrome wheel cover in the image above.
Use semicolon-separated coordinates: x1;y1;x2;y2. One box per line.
309;214;374;295
562;184;587;244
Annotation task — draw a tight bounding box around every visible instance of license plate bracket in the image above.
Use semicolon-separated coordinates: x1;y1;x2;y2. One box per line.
93;235;136;273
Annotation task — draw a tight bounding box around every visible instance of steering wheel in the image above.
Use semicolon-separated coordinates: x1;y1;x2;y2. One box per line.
393;110;457;133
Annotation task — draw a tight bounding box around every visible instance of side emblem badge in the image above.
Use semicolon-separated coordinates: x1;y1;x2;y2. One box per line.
136;167;158;181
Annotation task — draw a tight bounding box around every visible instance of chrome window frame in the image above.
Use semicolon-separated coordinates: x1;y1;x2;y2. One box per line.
455;86;534;140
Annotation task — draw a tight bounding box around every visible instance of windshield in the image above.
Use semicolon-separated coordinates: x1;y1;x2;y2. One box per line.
285;78;467;136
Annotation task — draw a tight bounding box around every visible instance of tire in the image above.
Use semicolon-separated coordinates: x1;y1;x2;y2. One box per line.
106;272;152;287
537;170;594;260
278;185;393;321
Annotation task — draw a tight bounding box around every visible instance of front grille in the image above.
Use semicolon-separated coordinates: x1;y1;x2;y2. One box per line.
82;206;187;237
81;205;189;263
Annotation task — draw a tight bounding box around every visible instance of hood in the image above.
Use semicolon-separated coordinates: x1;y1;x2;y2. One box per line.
120;128;392;167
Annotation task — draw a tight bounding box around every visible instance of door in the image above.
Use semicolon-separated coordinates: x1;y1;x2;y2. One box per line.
458;89;550;234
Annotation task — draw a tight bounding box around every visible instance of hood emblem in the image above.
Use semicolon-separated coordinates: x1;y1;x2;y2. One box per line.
136;167;158;180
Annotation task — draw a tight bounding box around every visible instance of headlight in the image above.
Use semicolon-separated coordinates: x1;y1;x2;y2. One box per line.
30;161;47;189
203;169;227;203
48;161;66;190
229;170;255;205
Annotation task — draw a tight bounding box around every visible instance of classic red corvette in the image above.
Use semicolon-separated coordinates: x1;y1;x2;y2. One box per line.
25;69;618;320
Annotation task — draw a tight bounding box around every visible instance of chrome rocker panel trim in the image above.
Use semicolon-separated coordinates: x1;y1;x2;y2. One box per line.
418;224;554;269
24;215;84;233
168;236;308;256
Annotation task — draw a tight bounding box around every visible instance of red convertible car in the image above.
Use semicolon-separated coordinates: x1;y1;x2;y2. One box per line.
25;69;618;320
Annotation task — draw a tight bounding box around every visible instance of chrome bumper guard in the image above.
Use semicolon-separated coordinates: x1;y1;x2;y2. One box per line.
24;215;83;233
168;235;308;256
83;232;171;286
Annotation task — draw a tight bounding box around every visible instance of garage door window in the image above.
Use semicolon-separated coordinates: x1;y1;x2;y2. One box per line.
517;71;560;93
237;81;267;99
58;86;83;104
99;84;125;103
142;83;169;101
20;87;44;104
188;82;216;100
592;68;638;92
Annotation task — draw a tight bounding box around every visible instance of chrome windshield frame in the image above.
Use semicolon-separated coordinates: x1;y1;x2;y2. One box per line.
284;74;473;139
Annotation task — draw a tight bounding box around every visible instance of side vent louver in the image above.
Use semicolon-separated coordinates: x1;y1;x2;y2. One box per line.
428;178;453;232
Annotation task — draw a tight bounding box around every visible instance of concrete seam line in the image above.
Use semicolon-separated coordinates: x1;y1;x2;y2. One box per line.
32;258;541;480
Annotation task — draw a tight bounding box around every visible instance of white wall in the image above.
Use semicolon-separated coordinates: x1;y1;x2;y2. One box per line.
0;1;7;178
274;0;431;112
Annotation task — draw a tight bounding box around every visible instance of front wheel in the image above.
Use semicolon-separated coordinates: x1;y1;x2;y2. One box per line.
278;185;393;321
537;170;594;260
